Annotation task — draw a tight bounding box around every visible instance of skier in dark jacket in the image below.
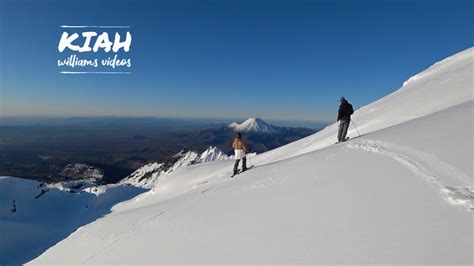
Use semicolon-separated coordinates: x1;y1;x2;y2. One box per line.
337;97;354;143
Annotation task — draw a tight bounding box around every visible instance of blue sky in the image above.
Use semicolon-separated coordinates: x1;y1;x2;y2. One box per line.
0;0;472;122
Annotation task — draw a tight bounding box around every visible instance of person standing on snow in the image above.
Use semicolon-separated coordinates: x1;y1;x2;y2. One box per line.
232;132;248;175
337;96;354;143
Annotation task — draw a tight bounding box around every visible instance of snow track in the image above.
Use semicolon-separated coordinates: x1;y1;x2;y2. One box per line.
346;140;473;210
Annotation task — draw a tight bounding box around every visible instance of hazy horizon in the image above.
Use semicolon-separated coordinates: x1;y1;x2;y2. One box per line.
1;0;472;121
0;115;330;129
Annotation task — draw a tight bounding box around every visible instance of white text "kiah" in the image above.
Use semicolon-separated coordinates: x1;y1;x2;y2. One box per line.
58;31;132;53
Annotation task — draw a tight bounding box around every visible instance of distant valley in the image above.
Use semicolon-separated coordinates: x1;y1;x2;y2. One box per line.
0;117;321;184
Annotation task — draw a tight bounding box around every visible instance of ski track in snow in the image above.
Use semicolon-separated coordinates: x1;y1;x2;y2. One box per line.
81;207;168;264
345;139;473;211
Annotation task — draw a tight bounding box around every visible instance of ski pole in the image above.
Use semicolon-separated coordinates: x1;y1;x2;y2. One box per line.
247;150;251;167
351;120;362;137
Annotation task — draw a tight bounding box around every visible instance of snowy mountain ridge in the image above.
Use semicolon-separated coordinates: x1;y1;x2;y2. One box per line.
121;146;228;188
59;163;104;180
200;146;229;162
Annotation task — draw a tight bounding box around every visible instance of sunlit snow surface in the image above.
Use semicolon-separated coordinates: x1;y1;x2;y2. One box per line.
1;48;472;265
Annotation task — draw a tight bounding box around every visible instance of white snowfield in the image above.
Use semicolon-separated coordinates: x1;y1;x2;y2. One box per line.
2;47;472;264
0;178;147;264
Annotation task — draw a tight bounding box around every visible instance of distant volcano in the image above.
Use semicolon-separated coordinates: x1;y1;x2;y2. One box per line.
228;118;279;134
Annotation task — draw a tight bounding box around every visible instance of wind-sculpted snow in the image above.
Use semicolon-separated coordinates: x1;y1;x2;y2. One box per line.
345;140;473;210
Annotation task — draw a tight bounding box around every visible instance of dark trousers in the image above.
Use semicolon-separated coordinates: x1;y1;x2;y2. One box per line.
233;157;247;174
337;119;350;142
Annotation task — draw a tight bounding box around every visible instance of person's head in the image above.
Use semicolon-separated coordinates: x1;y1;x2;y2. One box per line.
236;132;242;139
338;96;346;105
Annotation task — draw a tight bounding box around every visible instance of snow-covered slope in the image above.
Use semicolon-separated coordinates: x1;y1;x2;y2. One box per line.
119;162;163;188
0;145;229;264
4;48;473;264
229;118;279;133
31;101;473;264
253;47;473;165
0;177;146;265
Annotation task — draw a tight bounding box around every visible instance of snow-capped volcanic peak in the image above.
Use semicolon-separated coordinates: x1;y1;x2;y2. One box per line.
229;118;278;133
200;146;229;163
228;121;240;129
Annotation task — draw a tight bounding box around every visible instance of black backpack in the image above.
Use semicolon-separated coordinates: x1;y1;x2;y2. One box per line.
348;103;354;115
